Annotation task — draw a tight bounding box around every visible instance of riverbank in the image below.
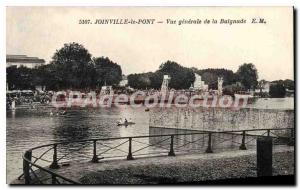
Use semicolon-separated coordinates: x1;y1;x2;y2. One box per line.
12;145;294;184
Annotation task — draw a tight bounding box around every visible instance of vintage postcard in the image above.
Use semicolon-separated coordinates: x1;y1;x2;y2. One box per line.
6;6;294;185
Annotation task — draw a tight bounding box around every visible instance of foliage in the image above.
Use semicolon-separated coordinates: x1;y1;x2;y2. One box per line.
283;79;294;90
127;73;152;89
6;66;18;90
93;57;122;87
50;42;94;89
269;83;286;98
34;64;62;90
148;72;163;89
128;61;194;90
7;42;293;93
7;66;35;90
194;68;237;89
223;83;245;96
7;42;123;91
272;79;294;90
236;63;258;90
127;72;163;89
158;61;195;89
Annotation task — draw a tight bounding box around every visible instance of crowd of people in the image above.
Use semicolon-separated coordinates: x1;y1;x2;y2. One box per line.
6;86;222;111
6;90;53;110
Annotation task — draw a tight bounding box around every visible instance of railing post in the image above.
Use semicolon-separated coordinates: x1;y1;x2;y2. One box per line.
23;150;32;184
205;133;213;153
239;131;247;150
288;128;295;146
168;135;175;156
51;174;56;184
127;137;134;160
91;140;98;163
50;144;60;169
267;129;270;137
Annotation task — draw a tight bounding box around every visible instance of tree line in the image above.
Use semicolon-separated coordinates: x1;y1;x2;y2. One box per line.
6;42;294;98
6;42;259;91
128;62;259;91
7;43;122;91
128;61;195;90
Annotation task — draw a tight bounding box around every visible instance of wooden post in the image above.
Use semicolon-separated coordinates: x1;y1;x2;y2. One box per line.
23;150;32;184
91;140;98;163
267;129;270;137
239;131;247;150
257;136;273;177
50;144;60;169
168;135;175;156
205;133;213;153
127;137;134;160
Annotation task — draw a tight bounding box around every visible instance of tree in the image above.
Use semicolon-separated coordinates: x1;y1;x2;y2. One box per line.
128;73;151;89
128;72;163;90
194;68;237;89
34;64;62;91
128;61;195;90
7;66;19;90
201;72;218;89
283;79;294;90
269;83;286;98
272;79;294;90
7;66;35;90
93;57;122;87
158;61;195;89
7;43;126;91
223;83;245;96
50;42;94;89
236;63;258;90
148;72;163;89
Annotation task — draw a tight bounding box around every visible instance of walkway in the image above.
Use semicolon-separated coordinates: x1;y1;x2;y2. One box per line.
12;145;294;184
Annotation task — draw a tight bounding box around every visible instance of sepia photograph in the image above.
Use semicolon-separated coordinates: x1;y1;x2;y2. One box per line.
5;6;295;185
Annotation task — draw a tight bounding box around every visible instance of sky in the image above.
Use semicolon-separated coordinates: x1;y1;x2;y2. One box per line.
6;7;294;81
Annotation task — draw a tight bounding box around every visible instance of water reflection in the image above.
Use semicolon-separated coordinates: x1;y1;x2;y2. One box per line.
53;110;93;142
6;105;150;183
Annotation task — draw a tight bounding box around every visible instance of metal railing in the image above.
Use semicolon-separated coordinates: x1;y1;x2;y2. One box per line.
20;127;294;184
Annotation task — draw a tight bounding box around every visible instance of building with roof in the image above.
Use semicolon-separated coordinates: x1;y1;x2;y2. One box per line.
6;55;45;68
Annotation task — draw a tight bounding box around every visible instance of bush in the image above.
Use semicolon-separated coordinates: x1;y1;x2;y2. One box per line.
269;83;286;98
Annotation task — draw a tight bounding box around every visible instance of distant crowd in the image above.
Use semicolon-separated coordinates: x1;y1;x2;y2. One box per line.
6;87;221;110
6;90;53;109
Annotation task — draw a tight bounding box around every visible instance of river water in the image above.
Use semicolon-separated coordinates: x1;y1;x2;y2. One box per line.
6;97;294;183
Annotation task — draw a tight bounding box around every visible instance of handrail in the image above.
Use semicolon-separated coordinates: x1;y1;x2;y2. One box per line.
21;127;294;184
28;127;293;151
22;154;80;184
